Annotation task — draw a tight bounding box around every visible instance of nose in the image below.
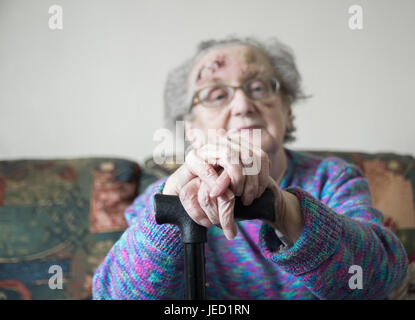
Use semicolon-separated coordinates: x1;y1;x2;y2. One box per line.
229;88;257;117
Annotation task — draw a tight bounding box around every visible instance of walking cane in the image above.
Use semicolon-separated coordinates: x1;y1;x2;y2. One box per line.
154;188;275;300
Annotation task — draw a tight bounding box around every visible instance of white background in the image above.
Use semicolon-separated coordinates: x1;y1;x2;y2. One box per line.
1;0;414;164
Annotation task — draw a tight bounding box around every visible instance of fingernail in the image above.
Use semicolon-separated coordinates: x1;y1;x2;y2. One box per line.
223;229;235;240
200;218;212;228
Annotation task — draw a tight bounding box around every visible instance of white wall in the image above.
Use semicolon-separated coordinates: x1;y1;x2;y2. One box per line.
1;0;414;164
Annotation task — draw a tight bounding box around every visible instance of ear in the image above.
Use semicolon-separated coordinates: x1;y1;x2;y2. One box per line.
284;104;293;131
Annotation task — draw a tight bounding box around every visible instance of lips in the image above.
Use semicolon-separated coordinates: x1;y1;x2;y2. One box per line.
235;125;263;132
227;126;263;134
227;125;264;136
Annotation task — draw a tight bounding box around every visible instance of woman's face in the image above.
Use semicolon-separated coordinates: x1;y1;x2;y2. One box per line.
186;45;292;155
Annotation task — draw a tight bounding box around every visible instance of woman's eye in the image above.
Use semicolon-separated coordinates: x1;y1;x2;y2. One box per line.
249;81;265;91
207;88;228;102
249;81;267;97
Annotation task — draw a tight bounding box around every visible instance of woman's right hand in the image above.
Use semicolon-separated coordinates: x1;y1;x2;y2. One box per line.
162;150;237;240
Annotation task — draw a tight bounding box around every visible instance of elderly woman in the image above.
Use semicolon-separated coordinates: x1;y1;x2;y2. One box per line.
92;37;408;299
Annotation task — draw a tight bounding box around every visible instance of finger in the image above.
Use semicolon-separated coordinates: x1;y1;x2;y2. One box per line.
209;170;232;198
227;135;270;198
198;180;220;225
241;173;259;206
185;149;219;188
217;189;237;240
226;134;256;165
227;132;263;165
197;143;245;197
256;150;271;198
241;147;270;199
179;178;212;228
225;134;256;170
174;162;198;188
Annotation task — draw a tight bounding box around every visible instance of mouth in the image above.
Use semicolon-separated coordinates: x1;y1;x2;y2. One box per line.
235;125;263;132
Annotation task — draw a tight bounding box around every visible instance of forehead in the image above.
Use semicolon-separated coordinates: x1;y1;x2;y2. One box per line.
188;45;273;88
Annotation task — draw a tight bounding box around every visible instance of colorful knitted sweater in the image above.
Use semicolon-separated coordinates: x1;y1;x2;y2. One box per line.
92;149;408;299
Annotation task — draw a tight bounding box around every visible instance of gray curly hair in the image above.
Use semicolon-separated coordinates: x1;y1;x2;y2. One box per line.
163;36;307;143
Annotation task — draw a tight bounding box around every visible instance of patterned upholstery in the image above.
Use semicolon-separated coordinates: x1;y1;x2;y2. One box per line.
0;158;141;299
0;150;414;299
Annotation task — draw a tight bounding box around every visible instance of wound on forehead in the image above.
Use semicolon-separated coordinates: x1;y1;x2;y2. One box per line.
194;46;267;85
196;54;227;83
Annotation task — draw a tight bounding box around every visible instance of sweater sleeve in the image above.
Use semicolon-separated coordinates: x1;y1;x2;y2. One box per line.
92;178;186;300
258;162;409;299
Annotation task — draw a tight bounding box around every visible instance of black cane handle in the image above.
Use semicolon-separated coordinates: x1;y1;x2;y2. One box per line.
154;188;275;244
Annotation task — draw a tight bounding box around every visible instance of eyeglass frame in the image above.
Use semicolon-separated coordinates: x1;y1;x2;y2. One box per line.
190;77;281;109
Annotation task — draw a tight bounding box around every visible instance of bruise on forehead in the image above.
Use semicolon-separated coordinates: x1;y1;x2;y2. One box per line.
196;54;227;83
192;46;269;86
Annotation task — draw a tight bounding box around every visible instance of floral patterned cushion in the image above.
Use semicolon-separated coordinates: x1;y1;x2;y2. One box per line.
0;158;141;299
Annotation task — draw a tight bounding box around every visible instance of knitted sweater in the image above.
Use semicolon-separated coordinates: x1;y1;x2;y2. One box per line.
92;149;408;299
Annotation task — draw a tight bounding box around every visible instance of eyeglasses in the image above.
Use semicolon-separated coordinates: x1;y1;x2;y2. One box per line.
191;77;280;109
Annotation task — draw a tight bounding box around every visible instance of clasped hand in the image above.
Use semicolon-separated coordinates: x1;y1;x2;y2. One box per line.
163;131;301;242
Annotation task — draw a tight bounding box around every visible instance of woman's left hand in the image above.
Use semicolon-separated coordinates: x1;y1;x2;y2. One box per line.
195;131;270;205
194;131;304;243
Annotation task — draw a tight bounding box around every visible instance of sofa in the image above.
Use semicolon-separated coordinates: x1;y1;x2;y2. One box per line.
0;150;414;300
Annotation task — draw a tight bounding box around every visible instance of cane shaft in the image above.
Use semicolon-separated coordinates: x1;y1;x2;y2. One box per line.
184;243;206;300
